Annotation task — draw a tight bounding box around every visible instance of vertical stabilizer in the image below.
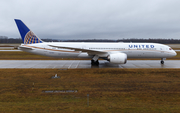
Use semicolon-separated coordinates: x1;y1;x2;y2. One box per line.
14;19;43;44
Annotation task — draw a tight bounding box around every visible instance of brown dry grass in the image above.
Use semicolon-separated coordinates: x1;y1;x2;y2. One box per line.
0;69;180;112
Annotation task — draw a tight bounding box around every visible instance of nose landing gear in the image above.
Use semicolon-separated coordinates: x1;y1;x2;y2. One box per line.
161;58;166;64
161;60;164;64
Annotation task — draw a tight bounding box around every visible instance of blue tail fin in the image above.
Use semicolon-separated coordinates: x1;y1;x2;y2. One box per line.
14;19;43;44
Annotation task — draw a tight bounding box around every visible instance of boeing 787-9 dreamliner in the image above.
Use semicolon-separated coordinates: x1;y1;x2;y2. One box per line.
15;19;177;65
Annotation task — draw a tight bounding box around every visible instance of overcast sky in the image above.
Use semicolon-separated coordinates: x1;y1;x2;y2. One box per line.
1;0;180;39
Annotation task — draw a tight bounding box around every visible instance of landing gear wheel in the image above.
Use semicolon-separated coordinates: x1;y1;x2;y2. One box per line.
91;60;95;65
91;60;99;66
95;60;99;65
161;58;165;64
161;60;164;64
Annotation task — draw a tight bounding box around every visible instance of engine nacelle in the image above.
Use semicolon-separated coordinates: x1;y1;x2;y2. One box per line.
107;53;127;64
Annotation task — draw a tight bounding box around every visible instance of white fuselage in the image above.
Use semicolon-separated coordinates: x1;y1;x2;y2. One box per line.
19;42;177;59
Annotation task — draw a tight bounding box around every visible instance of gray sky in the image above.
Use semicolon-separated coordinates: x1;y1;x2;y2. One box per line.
1;0;180;39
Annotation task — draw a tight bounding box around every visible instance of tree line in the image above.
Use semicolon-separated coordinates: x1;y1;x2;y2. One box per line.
0;38;180;44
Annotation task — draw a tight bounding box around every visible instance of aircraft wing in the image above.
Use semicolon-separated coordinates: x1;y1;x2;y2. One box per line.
48;44;107;54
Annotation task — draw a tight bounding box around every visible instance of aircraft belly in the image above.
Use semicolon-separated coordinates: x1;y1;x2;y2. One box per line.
23;49;81;58
126;51;163;58
49;51;80;58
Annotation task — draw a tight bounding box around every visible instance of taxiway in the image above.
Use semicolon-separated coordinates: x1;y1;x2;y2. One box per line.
0;60;179;69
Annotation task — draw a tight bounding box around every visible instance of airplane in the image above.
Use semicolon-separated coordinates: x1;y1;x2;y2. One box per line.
14;19;177;65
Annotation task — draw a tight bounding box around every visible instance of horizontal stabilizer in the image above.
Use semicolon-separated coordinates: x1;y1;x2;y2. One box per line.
19;46;33;50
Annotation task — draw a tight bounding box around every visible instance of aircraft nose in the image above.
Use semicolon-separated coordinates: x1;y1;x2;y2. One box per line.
174;51;177;56
168;49;177;57
172;50;177;56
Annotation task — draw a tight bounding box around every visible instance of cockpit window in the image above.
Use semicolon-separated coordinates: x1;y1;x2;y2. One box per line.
169;48;172;50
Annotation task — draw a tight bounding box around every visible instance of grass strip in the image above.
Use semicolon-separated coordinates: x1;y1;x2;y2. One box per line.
0;69;180;112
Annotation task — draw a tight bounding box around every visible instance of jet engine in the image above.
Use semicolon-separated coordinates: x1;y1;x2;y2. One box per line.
107;53;127;64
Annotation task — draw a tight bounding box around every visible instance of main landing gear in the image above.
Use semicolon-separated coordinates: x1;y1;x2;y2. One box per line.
91;55;99;66
91;60;99;66
161;58;166;64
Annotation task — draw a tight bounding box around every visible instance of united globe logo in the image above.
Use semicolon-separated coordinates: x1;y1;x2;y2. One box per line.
24;31;43;44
